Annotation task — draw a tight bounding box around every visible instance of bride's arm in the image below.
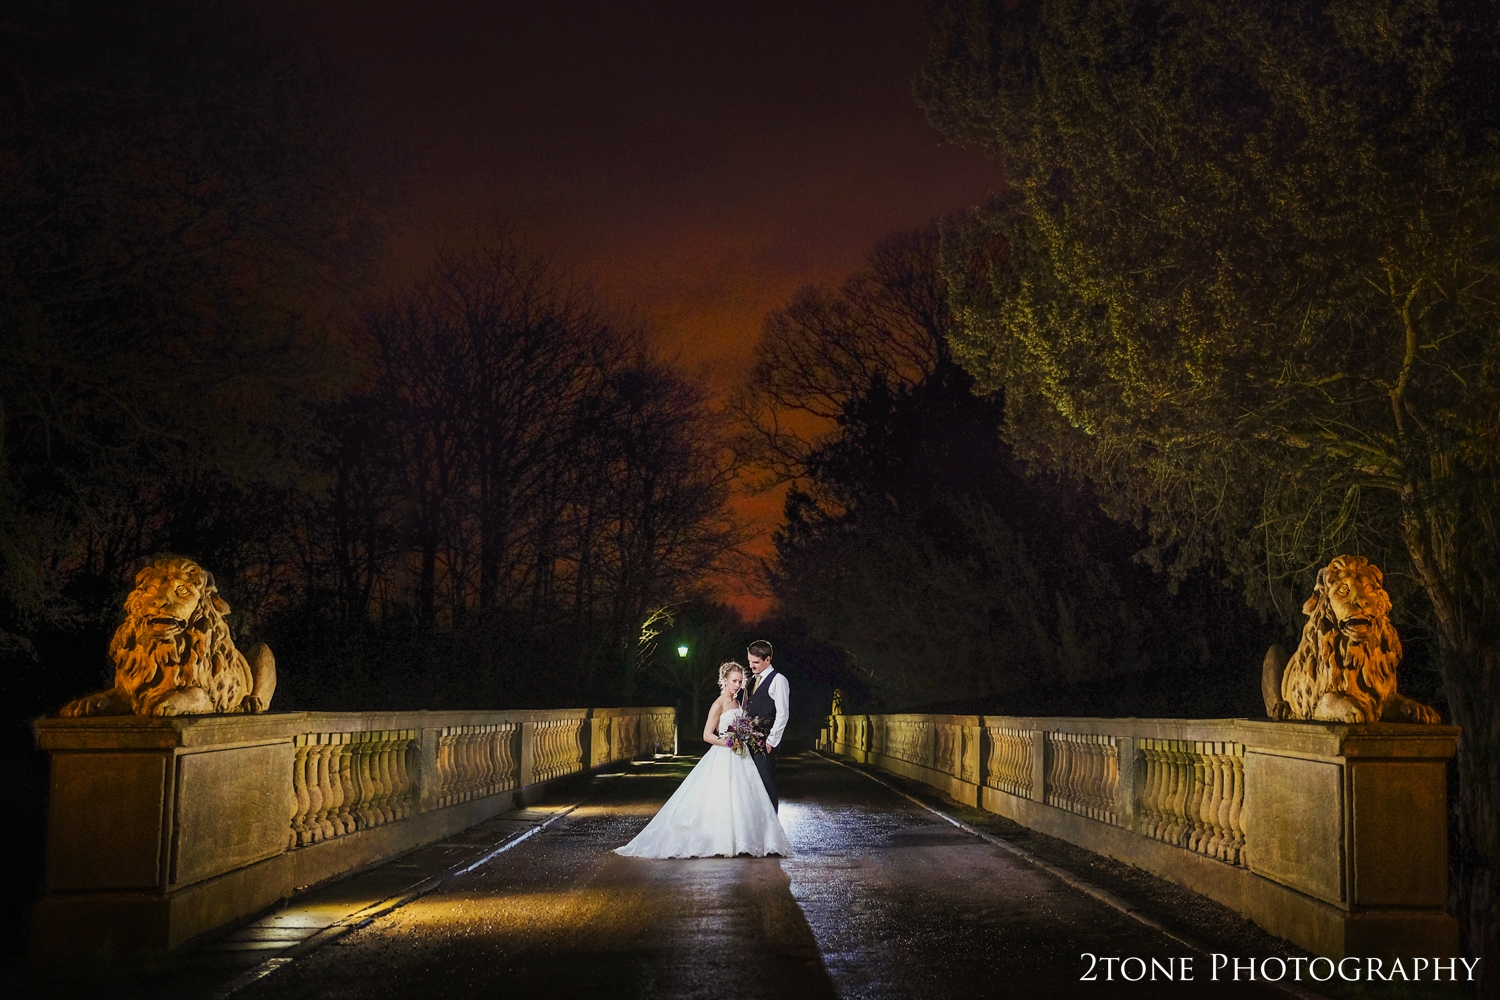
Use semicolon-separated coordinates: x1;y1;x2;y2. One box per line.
702;700;727;747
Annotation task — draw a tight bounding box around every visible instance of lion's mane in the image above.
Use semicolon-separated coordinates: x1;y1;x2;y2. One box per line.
109;557;254;715
1281;555;1403;723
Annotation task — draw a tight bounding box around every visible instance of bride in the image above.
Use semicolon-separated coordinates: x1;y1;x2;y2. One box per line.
615;661;791;858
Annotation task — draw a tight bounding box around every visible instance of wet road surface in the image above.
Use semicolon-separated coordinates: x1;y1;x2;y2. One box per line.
233;752;1297;1000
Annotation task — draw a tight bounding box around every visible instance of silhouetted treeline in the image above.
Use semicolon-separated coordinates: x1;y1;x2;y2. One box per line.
742;228;1280;716
275;244;741;709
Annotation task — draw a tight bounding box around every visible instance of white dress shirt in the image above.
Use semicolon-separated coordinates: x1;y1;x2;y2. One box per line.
753;667;790;749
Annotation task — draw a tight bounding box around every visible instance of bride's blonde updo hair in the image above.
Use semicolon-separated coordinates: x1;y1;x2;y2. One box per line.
718;661;745;691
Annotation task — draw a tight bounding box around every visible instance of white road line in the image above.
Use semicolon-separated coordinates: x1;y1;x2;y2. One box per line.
211;803;583;999
815;751;1328;1000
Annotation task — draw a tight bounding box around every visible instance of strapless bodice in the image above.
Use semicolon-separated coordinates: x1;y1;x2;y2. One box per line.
718;707;744;735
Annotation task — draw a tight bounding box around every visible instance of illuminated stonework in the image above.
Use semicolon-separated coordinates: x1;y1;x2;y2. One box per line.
58;555;277;716
1264;555;1441;724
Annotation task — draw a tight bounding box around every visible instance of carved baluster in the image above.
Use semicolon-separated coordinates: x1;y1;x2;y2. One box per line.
996;730;1011;792
397;731;416;819
347;732;367;827
1213;744;1233;861
388;730;406;819
286;745;300;850
534;722;546;785
308;735;333;841
1089;738;1104;817
1086;738;1101;817
1197;742;1219;856
491;725;506;793
1159;742;1181;844
376;730;397;822
475;727;492;797
320;735;341;838
1181;743;1198;849
363;731;388;826
1137;741;1152;834
1067;736;1081;811
329;734;353;834
351;732;374;828
534;722;549;781
1172;742;1194;846
357;731;380;824
392;730;410;819
1184;742;1205;852
290;734;312;847
1078;738;1093;816
1158;742;1181;843
383;730;401;820
486;728;498;797
1224;743;1242;861
450;728;468;797
497;725;514;789
1090;739;1107;818
1196;742;1216;855
1008;731;1021;793
1004;730;1017;791
1103;740;1119;823
498;724;512;788
1197;742;1221;857
438;729;455;806
1046;735;1060;807
1212;743;1232;859
1228;746;1246;864
386;733;405;820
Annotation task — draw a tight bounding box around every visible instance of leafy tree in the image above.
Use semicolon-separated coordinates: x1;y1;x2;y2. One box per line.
918;0;1500;975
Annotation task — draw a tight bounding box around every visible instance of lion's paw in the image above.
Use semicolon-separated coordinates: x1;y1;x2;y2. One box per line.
1268;700;1293;720
1397;701;1442;724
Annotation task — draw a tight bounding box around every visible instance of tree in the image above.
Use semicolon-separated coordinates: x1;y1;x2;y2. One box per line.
918;0;1500;977
291;238;745;705
0;0;377;662
747;227;1274;712
733;227;954;492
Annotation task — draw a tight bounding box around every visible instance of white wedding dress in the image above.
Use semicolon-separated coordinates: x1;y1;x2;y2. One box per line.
615;708;792;858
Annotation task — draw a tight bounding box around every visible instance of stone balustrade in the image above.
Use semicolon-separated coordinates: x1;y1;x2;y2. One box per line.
31;706;674;957
822;713;1458;960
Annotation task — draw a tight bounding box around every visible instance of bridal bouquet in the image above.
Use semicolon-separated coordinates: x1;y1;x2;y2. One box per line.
724;714;769;757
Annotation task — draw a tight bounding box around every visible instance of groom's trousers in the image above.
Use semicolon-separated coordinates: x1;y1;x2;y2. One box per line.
753;746;778;811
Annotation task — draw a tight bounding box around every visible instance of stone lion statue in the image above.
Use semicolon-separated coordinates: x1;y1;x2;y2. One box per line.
1262;554;1440;724
59;556;276;717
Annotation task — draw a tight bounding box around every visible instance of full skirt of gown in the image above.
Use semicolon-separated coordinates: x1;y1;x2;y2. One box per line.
615;709;791;858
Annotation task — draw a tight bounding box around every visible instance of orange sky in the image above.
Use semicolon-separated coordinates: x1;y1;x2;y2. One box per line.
287;1;1003;618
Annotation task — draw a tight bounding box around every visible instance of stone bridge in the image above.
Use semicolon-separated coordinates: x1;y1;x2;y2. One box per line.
26;708;1463;998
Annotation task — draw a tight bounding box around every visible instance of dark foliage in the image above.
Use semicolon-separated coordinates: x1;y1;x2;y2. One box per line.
918;0;1500;980
774;358;1279;716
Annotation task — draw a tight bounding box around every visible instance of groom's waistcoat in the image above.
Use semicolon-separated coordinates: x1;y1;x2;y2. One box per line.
745;670;777;739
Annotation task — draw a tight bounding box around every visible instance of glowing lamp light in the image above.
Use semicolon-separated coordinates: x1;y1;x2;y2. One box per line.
677;645;689;657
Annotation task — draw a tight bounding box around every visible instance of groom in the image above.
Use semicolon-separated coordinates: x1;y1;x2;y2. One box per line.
744;639;789;811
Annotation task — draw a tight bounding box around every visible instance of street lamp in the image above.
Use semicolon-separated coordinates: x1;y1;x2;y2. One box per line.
677;645;689;657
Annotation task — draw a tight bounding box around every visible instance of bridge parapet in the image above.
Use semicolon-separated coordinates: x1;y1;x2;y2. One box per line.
822;713;1458;961
30;706;675;958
